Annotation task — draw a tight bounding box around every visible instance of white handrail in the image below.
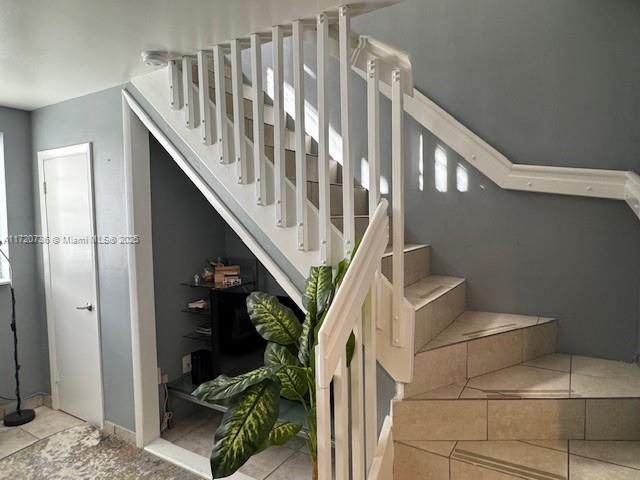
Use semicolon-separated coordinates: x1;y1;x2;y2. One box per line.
315;199;389;480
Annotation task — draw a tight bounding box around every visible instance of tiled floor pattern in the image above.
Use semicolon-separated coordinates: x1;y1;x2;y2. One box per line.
162;411;312;479
410;353;640;399
0;406;198;479
395;439;640;479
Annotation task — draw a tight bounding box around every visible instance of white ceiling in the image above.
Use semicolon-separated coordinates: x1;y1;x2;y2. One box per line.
0;0;394;111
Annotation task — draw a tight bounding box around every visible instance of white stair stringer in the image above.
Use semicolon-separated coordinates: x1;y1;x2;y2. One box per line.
130;68;346;304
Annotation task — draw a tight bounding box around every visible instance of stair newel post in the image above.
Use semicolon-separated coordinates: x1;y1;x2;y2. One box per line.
317;13;331;265
197;50;213;145
292;20;308;250
272;25;287;227
168;59;182;110
250;33;266;205
182;56;196;129
339;5;355;258
391;68;405;347
212;45;229;164
230;38;248;184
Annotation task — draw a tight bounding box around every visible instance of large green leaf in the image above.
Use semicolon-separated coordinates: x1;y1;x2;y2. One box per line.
264;343;309;401
302;266;333;319
211;379;280;478
192;366;276;403
256;421;303;454
247;292;302;345
297;312;315;366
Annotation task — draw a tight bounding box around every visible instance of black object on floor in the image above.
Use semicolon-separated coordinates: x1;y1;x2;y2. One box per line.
1;242;36;427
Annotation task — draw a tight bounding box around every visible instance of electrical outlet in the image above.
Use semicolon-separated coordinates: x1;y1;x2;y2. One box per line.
182;354;192;374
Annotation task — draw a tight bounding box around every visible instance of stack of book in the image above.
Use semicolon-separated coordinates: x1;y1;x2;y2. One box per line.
214;265;241;288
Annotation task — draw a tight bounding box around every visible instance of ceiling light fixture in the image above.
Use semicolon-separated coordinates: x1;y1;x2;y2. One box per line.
141;50;170;68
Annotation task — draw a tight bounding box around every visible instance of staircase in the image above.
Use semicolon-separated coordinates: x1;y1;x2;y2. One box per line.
388;244;640;479
123;3;639;479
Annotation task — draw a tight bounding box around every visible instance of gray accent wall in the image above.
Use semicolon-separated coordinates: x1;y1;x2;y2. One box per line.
31;86;135;430
0;107;49;405
352;0;640;360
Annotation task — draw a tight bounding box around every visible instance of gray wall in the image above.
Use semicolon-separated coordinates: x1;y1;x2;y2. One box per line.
31;86;135;430
352;0;640;360
151;135;285;382
0;107;49;405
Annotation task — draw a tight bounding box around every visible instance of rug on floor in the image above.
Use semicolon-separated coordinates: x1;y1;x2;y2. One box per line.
0;424;200;479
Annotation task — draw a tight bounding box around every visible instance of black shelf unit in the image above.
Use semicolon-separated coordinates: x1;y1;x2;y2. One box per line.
180;279;260;378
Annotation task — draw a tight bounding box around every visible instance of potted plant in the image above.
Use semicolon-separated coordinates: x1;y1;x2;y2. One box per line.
193;257;355;480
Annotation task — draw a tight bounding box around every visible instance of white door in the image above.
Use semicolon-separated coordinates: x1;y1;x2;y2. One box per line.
38;143;104;426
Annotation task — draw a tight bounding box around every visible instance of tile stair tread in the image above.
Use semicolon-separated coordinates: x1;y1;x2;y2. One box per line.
419;311;556;353
406;353;640;400
404;275;465;310
382;243;429;258
395;439;640;479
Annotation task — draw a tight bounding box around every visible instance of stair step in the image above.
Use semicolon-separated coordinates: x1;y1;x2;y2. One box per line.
406;313;557;398
381;244;430;286
395;354;640;443
405;276;466;355
264;146;341;184
306;182;368;217
394;439;640;480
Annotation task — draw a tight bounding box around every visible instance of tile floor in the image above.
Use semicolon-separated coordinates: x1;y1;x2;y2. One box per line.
162;410;312;479
414;353;640;399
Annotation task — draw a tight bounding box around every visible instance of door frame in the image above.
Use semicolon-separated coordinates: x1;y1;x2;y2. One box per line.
37;142;105;427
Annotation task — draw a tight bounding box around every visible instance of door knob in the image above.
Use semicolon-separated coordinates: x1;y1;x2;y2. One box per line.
75;303;93;312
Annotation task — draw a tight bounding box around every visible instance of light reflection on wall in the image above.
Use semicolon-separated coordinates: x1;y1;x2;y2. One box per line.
418;134;424;191
457;164;469;192
435;145;448;192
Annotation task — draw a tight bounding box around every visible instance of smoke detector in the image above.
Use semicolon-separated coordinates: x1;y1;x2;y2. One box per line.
141;50;169;68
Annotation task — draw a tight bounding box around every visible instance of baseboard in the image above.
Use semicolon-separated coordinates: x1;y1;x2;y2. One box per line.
103;420;137;445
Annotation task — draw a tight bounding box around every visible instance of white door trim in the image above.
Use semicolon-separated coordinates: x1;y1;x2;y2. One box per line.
37;142;105;428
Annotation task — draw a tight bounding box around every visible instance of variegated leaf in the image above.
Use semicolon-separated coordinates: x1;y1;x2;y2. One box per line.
297;312;315;366
247;292;302;345
264;342;309;401
192;366;276;403
211;379;280;478
302;266;333;319
256;421;303;454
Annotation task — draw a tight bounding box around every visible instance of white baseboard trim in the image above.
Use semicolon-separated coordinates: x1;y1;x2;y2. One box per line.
103;420;137;445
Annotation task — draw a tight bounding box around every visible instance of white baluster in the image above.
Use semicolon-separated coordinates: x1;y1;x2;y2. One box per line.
316;370;332;480
363;287;378;469
317;13;331;265
168;59;181;110
339;6;355;257
350;313;365;480
197;50;213;145
251;33;266;205
182;56;195;129
272;25;286;226
367;59;381;216
230;39;247;184
333;355;349;480
213;45;229;163
391;69;405;346
292;20;308;250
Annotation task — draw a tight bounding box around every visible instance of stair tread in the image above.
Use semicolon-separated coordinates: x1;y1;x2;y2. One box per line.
396;439;640;479
420;311;554;353
382;243;428;258
407;353;640;400
404;275;465;310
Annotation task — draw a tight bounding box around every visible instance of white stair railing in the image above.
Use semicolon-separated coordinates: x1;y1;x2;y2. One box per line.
141;6;415;477
315;200;390;480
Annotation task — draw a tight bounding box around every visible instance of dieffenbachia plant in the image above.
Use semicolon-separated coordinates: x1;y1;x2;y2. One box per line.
193;252;356;479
